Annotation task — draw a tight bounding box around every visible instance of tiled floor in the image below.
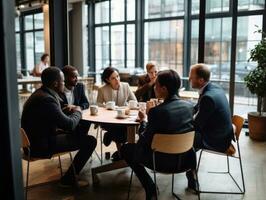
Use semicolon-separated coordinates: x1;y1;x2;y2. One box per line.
23;127;266;200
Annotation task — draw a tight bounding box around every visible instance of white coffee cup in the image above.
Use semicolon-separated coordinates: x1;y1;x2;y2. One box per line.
106;101;115;110
90;105;98;115
117;108;126;118
128;100;138;109
138;102;146;111
150;98;159;105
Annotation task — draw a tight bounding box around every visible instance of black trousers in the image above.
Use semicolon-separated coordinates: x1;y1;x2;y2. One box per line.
121;143;196;197
52;120;97;175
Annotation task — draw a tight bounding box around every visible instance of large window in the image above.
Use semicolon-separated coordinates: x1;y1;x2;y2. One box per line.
144;0;185;75
94;0;136;72
88;0;266;115
16;11;45;74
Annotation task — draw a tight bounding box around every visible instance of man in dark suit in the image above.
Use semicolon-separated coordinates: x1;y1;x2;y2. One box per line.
135;62;157;102
21;67;97;187
189;63;234;152
61;65;89;111
121;70;196;200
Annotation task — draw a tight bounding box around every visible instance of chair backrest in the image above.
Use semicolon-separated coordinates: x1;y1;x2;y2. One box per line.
151;131;195;154
20;128;30;148
232;115;245;141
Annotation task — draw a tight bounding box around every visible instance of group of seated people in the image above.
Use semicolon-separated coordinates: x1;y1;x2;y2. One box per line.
21;63;234;200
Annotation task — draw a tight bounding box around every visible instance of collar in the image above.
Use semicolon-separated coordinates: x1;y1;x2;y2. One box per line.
163;94;179;103
64;86;74;93
198;82;210;95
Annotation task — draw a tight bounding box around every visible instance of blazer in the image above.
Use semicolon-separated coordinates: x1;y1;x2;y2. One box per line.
60;83;89;110
135;74;155;102
194;82;234;152
136;95;196;172
21;86;82;158
97;82;137;107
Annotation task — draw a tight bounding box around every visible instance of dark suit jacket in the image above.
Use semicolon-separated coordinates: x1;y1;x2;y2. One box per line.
136;95;196;172
21;87;82;158
194;83;234;152
60;83;89;110
135;74;155;102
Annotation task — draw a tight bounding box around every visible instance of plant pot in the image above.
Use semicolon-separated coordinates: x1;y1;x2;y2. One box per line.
248;112;266;141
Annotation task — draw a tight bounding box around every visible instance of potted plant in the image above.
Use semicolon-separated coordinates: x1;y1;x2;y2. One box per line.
244;28;266;141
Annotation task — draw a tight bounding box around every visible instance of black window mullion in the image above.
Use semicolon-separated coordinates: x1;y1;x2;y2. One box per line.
198;0;206;63
109;0;111;66
229;0;238;114
125;0;127;68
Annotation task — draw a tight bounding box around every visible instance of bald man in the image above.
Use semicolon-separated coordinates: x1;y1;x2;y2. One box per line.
189;63;234;152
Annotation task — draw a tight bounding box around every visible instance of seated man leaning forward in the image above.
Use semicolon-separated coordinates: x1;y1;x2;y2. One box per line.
135;62;158;102
189;63;234;152
21;67;97;187
60;65;89;113
121;70;196;200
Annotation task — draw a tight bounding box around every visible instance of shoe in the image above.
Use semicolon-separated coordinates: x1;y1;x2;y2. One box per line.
111;151;122;162
103;132;112;146
59;178;89;188
146;184;157;200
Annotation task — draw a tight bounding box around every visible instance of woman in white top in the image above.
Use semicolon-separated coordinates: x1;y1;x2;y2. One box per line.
33;53;49;77
97;67;137;161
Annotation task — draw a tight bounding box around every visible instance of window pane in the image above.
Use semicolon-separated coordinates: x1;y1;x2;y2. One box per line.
238;0;265;11
127;0;135;20
95;26;110;71
111;25;124;68
191;19;199;66
16;34;21;70
204;17;232;97
111;0;124;22
95;1;109;24
234;15;263;115
35;31;45;65
15;17;20;32
191;0;200;15
34;13;43;29
144;20;184;75
145;0;185;19
25;32;35;71
206;0;230;13
25;15;33;30
127;24;135;69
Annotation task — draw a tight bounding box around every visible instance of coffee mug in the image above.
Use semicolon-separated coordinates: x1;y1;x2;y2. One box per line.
128;100;138;109
117;108;126;118
150;98;159;105
138;102;146;111
106;101;115;110
90;105;98;115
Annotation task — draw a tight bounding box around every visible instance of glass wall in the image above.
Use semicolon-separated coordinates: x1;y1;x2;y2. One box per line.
15;11;45;74
144;0;185;75
88;0;266;115
94;0;136;72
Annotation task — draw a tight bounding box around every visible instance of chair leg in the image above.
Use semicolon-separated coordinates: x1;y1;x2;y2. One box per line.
196;150;203;173
100;129;103;165
58;156;63;178
238;143;246;193
127;170;134;200
152;152;158;200
171;174;181;200
25;155;30;200
197;148;245;195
